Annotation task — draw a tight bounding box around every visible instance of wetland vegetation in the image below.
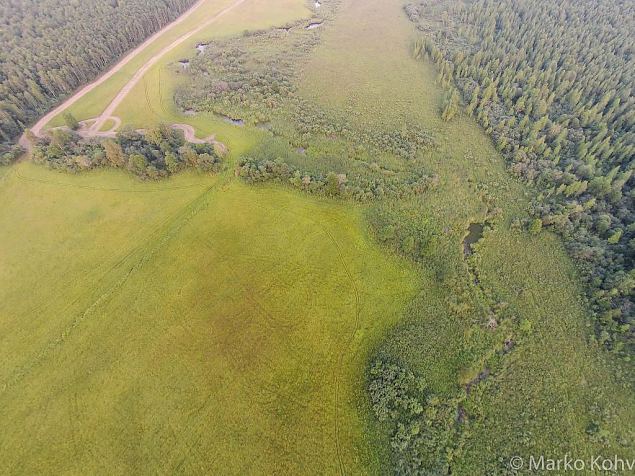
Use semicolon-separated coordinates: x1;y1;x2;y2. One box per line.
408;0;635;356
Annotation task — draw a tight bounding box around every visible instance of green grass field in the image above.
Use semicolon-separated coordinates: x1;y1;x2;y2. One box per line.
0;162;419;474
3;0;633;473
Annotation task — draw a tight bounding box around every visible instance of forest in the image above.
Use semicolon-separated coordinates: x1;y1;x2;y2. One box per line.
0;0;196;145
407;0;635;355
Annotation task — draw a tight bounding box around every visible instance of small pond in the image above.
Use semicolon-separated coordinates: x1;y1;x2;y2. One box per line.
463;223;484;257
217;113;245;126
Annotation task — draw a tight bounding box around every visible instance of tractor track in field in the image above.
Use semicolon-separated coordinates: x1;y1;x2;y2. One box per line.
232;193;362;475
307;219;360;476
256;201;360;476
143;78;163;122
2;167;188;324
193;188;362;474
0;177;226;397
12;168;210;193
4;173;363;473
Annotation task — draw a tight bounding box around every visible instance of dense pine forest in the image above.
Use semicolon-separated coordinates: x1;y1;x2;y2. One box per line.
0;0;196;147
408;0;635;355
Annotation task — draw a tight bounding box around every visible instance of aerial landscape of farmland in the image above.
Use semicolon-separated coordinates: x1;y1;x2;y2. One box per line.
1;0;633;473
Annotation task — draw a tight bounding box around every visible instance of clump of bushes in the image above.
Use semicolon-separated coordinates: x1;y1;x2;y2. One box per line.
237;156;438;201
0;143;24;165
368;204;439;262
31;124;222;179
368;360;456;474
175;24;317;126
294;100;435;161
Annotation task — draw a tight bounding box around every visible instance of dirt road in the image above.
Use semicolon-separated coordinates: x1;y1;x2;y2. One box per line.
89;0;248;134
20;0;247;148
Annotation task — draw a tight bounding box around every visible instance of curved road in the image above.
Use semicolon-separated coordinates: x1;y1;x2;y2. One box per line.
20;0;247;149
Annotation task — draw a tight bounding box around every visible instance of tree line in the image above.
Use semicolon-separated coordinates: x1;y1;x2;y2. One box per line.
31;124;223;179
407;0;635;355
238;153;437;201
0;0;196;145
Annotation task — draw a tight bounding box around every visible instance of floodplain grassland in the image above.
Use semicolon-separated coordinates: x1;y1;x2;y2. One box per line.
4;0;429;473
0;161;419;474
2;0;633;473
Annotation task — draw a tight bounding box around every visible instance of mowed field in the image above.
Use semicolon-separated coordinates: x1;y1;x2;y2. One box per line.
0;162;418;473
4;0;426;472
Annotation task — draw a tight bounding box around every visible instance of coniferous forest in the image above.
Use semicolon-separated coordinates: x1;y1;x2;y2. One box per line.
0;0;196;146
408;0;635;355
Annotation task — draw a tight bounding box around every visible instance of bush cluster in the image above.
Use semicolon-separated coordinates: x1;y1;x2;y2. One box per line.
237;156;437;201
31;125;222;179
368;360;456;474
0;144;24;166
174;17;435;161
